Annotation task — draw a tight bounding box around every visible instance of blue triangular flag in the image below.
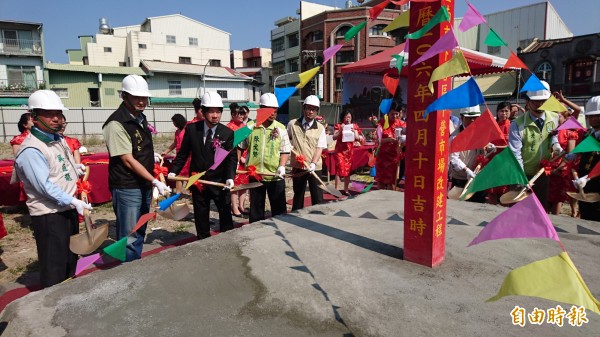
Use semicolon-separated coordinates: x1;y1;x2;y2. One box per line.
519;73;547;93
379;98;393;114
159;193;181;211
424;77;485;116
274;87;297;106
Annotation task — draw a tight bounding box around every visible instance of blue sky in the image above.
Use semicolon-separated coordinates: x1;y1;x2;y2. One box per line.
1;0;598;63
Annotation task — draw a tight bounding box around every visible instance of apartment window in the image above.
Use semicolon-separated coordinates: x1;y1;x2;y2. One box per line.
487;46;500;55
52;88;68;98
166;35;176;44
287;33;299;48
288;58;299;72
104;47;112;52
7;65;36;89
179;57;192;64
336;26;351;38
369;24;388;37
168;80;182;96
189;37;198;46
209;59;221;67
535;62;553;82
311;30;323;42
138;44;147;49
118;62;126;66
336;77;343;91
272;37;284;52
217;90;228;99
336;51;354;64
272;61;285;76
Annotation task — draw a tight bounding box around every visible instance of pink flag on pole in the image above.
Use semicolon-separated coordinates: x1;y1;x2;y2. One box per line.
412;30;458;65
556;116;585;131
210;147;231;170
75;253;101;276
468;193;560;247
351;181;366;191
323;44;343;64
458;2;486;32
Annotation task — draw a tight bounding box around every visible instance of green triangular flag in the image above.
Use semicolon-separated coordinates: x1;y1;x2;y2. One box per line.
461;148;528;199
571;134;600;154
345;21;367;41
233;126;252;147
483;28;507;47
103;237;128;262
391;53;405;74
405;7;450;40
362;182;374;193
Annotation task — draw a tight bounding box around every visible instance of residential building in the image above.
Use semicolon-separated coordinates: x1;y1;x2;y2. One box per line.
231;47;273;100
0;20;45;106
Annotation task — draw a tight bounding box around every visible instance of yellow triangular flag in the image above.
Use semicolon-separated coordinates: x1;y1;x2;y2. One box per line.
296;66;321;89
383;115;389;129
539;95;567;112
487;252;600;315
185;171;206;190
428;50;470;93
383;9;410;33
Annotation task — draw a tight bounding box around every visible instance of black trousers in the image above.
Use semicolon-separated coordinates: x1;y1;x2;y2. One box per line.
191;185;233;239
529;173;549;212
291;169;323;211
31;209;79;288
249;177;287;223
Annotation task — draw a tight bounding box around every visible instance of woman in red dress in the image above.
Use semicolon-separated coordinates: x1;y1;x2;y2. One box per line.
58;114;82;164
487;101;511;204
226;104;249;217
375;101;406;190
10;113;34;155
161;114;189;193
332;110;362;195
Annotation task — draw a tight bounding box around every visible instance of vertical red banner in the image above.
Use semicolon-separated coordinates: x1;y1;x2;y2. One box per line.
403;0;453;267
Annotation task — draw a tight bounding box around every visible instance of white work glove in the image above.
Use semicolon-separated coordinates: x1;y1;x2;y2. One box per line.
154;152;163;163
551;143;563;156
75;163;86;177
152;178;171;196
224;179;235;190
573;175;589;190
167;172;176;178
70;198;92;215
485;143;497;154
308;162;317;172
277;166;286;178
465;168;476;180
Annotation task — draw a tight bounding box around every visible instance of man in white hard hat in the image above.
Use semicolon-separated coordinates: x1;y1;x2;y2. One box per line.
287;95;327;210
508;80;561;210
12;90;90;287
448;106;491;203
102;75;170;261
238;93;291;222
571;96;600;221
169;92;237;239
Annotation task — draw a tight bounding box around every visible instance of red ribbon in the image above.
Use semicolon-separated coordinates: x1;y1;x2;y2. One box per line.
296;154;307;169
246;165;262;181
154;164;168;178
191;172;205;192
540;159;559;176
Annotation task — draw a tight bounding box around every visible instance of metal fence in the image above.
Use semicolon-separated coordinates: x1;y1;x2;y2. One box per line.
0;106;257;142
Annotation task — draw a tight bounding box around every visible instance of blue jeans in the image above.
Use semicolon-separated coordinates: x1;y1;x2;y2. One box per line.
111;187;151;262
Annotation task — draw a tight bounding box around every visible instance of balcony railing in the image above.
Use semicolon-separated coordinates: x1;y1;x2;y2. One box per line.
0;79;46;97
0;38;42;56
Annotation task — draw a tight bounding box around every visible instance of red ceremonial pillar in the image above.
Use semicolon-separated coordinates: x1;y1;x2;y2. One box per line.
403;0;454;267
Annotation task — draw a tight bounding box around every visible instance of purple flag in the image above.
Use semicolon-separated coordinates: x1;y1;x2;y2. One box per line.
323;44;343;64
404;39;409;53
412;30;458;65
468;193;560;247
75;253;101;276
210;147;231;170
351;181;366;191
458;2;486;32
556;116;585;131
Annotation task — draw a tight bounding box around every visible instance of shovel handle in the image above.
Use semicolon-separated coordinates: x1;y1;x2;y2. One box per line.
167;175;226;187
236;170;280;177
83;165;90;182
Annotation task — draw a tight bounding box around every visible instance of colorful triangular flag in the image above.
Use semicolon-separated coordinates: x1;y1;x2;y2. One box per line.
75;253;101;276
362;182;375;193
483;28;507;47
391;52;405;74
588;161;600;179
323;44;344;64
556;116;585;131
424;77;485;116
405;7;449;40
369;0;391;21
503;51;529;71
383;9;410;32
103;237;128;262
412;30;458;65
450;109;505;152
274;87;297;106
539;95;567;112
428;50;470;93
158;193;181;211
209;147;231;170
380;98;393;114
458;2;486;32
296;66;320;89
345;21;367;41
571;134;600;154
382;74;400;96
131;212;157;234
233;126;253;148
520;73;547;93
255;107;276;127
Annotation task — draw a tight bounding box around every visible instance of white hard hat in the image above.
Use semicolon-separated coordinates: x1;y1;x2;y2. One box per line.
28;90;68;111
526;80;551;100
259;93;279;108
122;75;151;97
459;105;481;116
201;91;224;108
79;146;88;154
585;96;600;116
303;95;320;108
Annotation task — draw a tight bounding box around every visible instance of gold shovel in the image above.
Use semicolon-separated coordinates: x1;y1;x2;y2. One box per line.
70;167;109;255
290;150;342;198
499;167;546;204
567;170;600;203
168;176;263;191
448;163;481;200
154;172;190;221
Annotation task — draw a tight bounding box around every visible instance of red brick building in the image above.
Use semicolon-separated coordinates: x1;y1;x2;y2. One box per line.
300;0;406;103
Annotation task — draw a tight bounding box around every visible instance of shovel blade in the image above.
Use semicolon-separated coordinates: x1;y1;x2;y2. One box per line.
499;190;530;204
69;223;109;255
157;202;190;220
231;182;263;191
447;187;464;200
567;191;600;203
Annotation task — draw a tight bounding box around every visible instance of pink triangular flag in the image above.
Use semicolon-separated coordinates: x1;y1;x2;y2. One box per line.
412;30;458;65
351;181;366;191
131;212;157;234
468;193;560;247
209;147;232;170
458;2;486;32
323;44;343;64
75;253;101;276
556;116;585;131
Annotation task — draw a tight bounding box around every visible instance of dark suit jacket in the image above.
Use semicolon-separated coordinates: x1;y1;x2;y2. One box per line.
171;121;237;184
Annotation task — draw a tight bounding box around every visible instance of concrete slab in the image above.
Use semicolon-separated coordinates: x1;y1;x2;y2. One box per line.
1;191;599;336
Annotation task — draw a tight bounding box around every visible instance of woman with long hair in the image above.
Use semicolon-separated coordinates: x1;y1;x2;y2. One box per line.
332;109;361;195
375;101;406;190
11;113;34;155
